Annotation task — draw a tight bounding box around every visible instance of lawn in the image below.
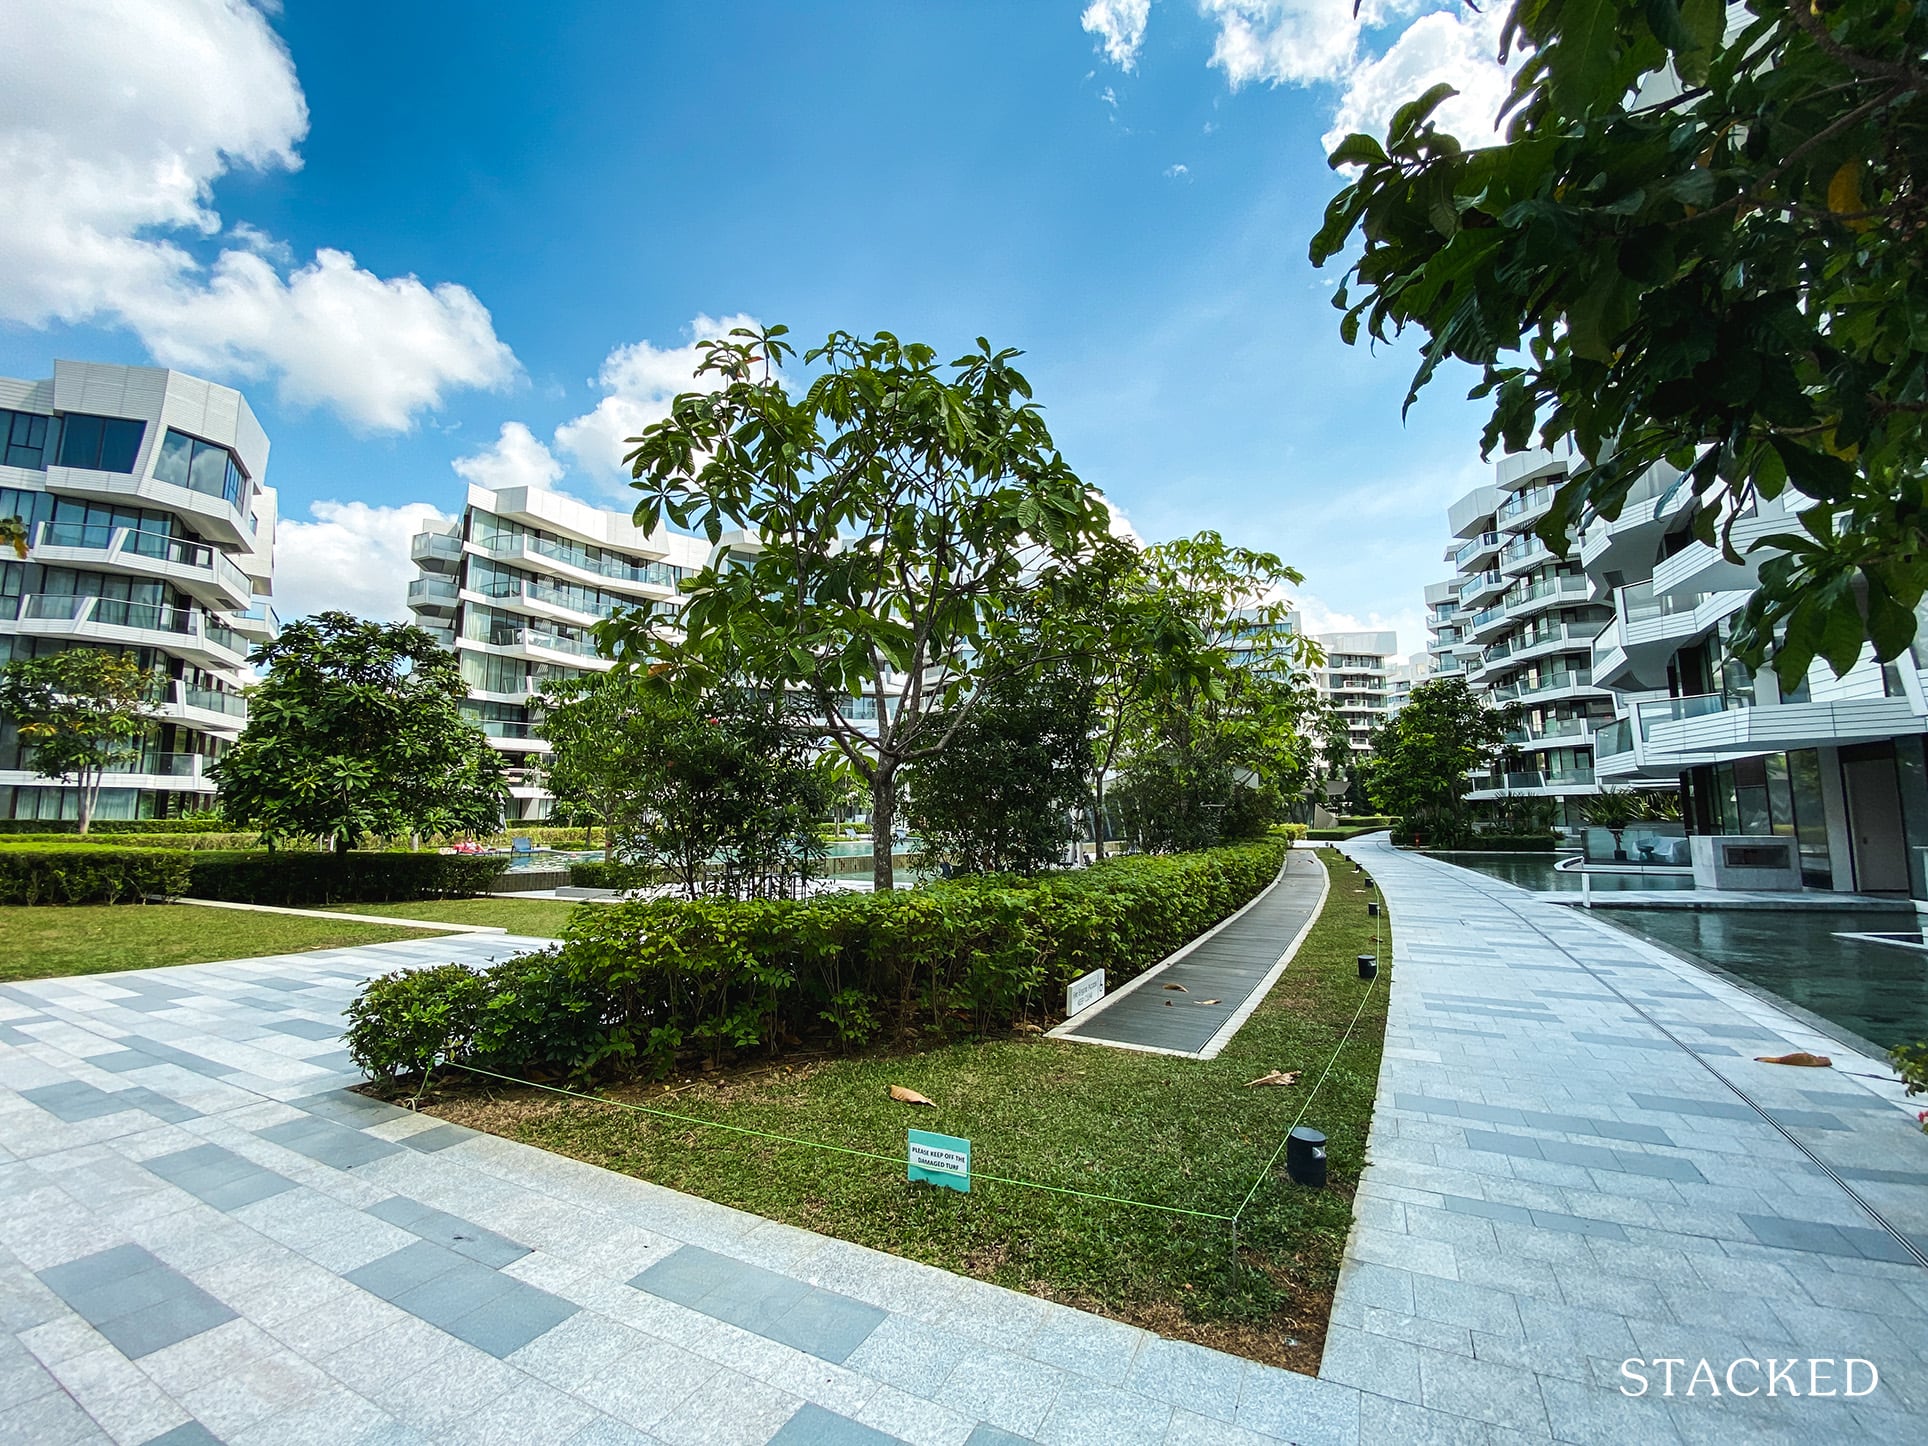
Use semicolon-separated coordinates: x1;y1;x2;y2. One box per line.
0;904;457;983
319;897;582;937
419;848;1390;1372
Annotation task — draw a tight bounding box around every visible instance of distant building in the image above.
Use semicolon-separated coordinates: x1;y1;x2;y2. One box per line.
0;361;278;821
407;483;710;820
1313;628;1400;754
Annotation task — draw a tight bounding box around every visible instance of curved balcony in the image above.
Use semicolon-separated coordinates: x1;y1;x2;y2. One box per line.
1501;574;1596;623
12;594;251;671
410;531;464;574
1496;484;1556;529
1451;530;1502;569
153;680;249;737
44;465;256;549
408;575;460;618
29;521;252;611
470;535;680;602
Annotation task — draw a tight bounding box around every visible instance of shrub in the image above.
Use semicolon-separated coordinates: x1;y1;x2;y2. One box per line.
1412;833;1560;853
185;851;504;906
344;964;490;1084
0;831;261;850
0;817;238;836
344;839;1288;1085
1893;1042;1927;1134
0;846;191;905
1270;823;1309;841
566;859;661;891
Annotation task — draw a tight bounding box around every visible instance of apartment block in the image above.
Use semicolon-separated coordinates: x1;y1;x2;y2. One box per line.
1315;629;1401;753
0;362;278;820
407;483;711;820
1429;449;1618;826
1583;477;1928;895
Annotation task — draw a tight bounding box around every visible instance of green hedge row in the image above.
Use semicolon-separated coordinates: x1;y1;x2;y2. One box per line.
0;817;227;836
566;859;655;890
1420;834;1561;852
346;839;1289;1085
0;846;192;905
1306;826;1380;840
0;831;262;851
183;851;507;906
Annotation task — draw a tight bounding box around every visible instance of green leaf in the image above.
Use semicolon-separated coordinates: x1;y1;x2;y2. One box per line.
1326;133;1388;170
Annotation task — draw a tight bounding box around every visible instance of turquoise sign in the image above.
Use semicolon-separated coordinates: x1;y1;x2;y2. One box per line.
906;1129;971;1193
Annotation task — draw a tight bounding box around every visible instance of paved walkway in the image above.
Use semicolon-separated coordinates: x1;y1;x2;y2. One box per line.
1053;851;1326;1058
0;933;1358;1446
1329;836;1928;1444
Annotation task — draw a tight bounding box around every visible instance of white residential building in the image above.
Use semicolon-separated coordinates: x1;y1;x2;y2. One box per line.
1429;450;1618;827
1387;651;1428;716
1583;475;1928;895
0;362;278;821
407;483;711;820
1313;628;1400;753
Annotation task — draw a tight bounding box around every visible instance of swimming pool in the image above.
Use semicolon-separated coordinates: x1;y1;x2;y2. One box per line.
1421;852;1697;893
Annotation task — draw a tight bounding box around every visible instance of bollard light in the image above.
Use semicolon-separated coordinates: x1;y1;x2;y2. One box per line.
1367;900;1380;918
1357;954;1378;980
1285;1126;1328;1188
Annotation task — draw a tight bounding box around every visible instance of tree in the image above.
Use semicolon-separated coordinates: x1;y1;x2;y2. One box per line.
214;612;507;850
1313;0;1928;691
1361;676;1518;845
0;650;156;833
0;516;27;560
608;325;1114;890
547;674;834;900
1084;532;1315;854
905;657;1095;876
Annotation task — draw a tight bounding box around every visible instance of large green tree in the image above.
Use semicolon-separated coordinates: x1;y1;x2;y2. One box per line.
214;613;507;850
905;657;1095;876
0;649;157;832
606;325;1114;890
1314;0;1928;690
543;672;835;900
1362;676;1519;844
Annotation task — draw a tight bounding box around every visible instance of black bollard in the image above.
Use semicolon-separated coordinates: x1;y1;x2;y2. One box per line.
1285;1126;1328;1188
1367;900;1379;918
1358;953;1378;980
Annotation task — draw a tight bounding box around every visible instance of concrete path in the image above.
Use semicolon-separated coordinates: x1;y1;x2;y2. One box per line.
1329;835;1928;1444
1053;851;1327;1058
0;933;1360;1446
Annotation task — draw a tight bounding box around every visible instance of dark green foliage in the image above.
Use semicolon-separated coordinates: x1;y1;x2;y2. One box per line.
0;832;260;850
0;817;240;835
565;859;656;890
184;851;503;907
606;325;1115;890
1396;831;1560;852
0;650;157;833
1314;0;1928;687
1364;678;1519;839
347;840;1286;1085
906;661;1094;875
214;612;508;849
0;846;190;905
344;964;490;1085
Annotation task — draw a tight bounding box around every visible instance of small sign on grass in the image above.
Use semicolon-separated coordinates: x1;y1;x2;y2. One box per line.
1066;967;1105;1016
907;1129;970;1193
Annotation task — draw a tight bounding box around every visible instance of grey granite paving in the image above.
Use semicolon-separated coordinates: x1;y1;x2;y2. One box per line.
0;931;1361;1445
1054;850;1325;1056
1330;836;1928;1444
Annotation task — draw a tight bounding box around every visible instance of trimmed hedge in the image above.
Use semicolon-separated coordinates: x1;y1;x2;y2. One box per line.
346;839;1289;1085
0;817;229;836
0;831;261;851
184;851;506;906
1306;826;1381;840
566;859;655;890
0;846;191;905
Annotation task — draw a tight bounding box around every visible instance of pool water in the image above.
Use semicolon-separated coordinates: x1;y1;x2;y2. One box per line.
1422;852;1697;893
1423;852;1927;1051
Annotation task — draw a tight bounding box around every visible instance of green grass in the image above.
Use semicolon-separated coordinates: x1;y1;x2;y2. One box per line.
317;897;582;936
0;904;457;983
423;848;1389;1370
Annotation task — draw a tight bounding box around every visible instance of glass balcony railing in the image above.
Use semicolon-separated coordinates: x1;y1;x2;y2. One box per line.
105;752;207;778
178;683;247;718
1497;485;1555;523
1491;767;1597;791
1452;530;1501;566
32;521;251;598
1593;718;1635;758
410;532;463;565
1635;691;1737;740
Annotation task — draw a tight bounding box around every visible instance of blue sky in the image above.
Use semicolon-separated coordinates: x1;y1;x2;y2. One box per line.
0;2;1515;650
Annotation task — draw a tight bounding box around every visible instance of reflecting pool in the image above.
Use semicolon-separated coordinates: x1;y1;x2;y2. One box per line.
1422;852;1697;893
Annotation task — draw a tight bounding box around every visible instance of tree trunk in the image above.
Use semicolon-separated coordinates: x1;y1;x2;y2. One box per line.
1091;771;1107;861
870;762;896;893
77;766;100;836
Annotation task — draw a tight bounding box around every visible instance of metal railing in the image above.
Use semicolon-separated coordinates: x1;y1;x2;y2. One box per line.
1635;691;1737;740
32;521;251;599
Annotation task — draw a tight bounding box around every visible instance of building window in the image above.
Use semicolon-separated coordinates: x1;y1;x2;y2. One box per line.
1;410;52;470
151;429;249;508
54;414;146;473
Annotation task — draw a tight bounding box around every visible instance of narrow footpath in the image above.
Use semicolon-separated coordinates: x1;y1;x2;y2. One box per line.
1329;835;1928;1444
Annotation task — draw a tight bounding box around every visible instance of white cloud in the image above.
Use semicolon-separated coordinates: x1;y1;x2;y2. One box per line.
1082;0;1152;70
554;313;762;488
1200;0;1366;89
1323;6;1509;154
274;500;454;623
1164;162;1192;179
0;0;517;431
452;421;564;492
1295;591;1428;657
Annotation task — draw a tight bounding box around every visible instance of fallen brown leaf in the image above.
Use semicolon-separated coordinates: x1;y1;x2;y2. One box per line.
1195;998;1222;1006
1754;1052;1832;1068
1245;1070;1302;1088
1011;1021;1043;1034
1162;983;1188;993
888;1085;937;1106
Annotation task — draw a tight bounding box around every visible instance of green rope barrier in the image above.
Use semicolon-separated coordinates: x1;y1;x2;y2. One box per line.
450;1061;1238;1223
